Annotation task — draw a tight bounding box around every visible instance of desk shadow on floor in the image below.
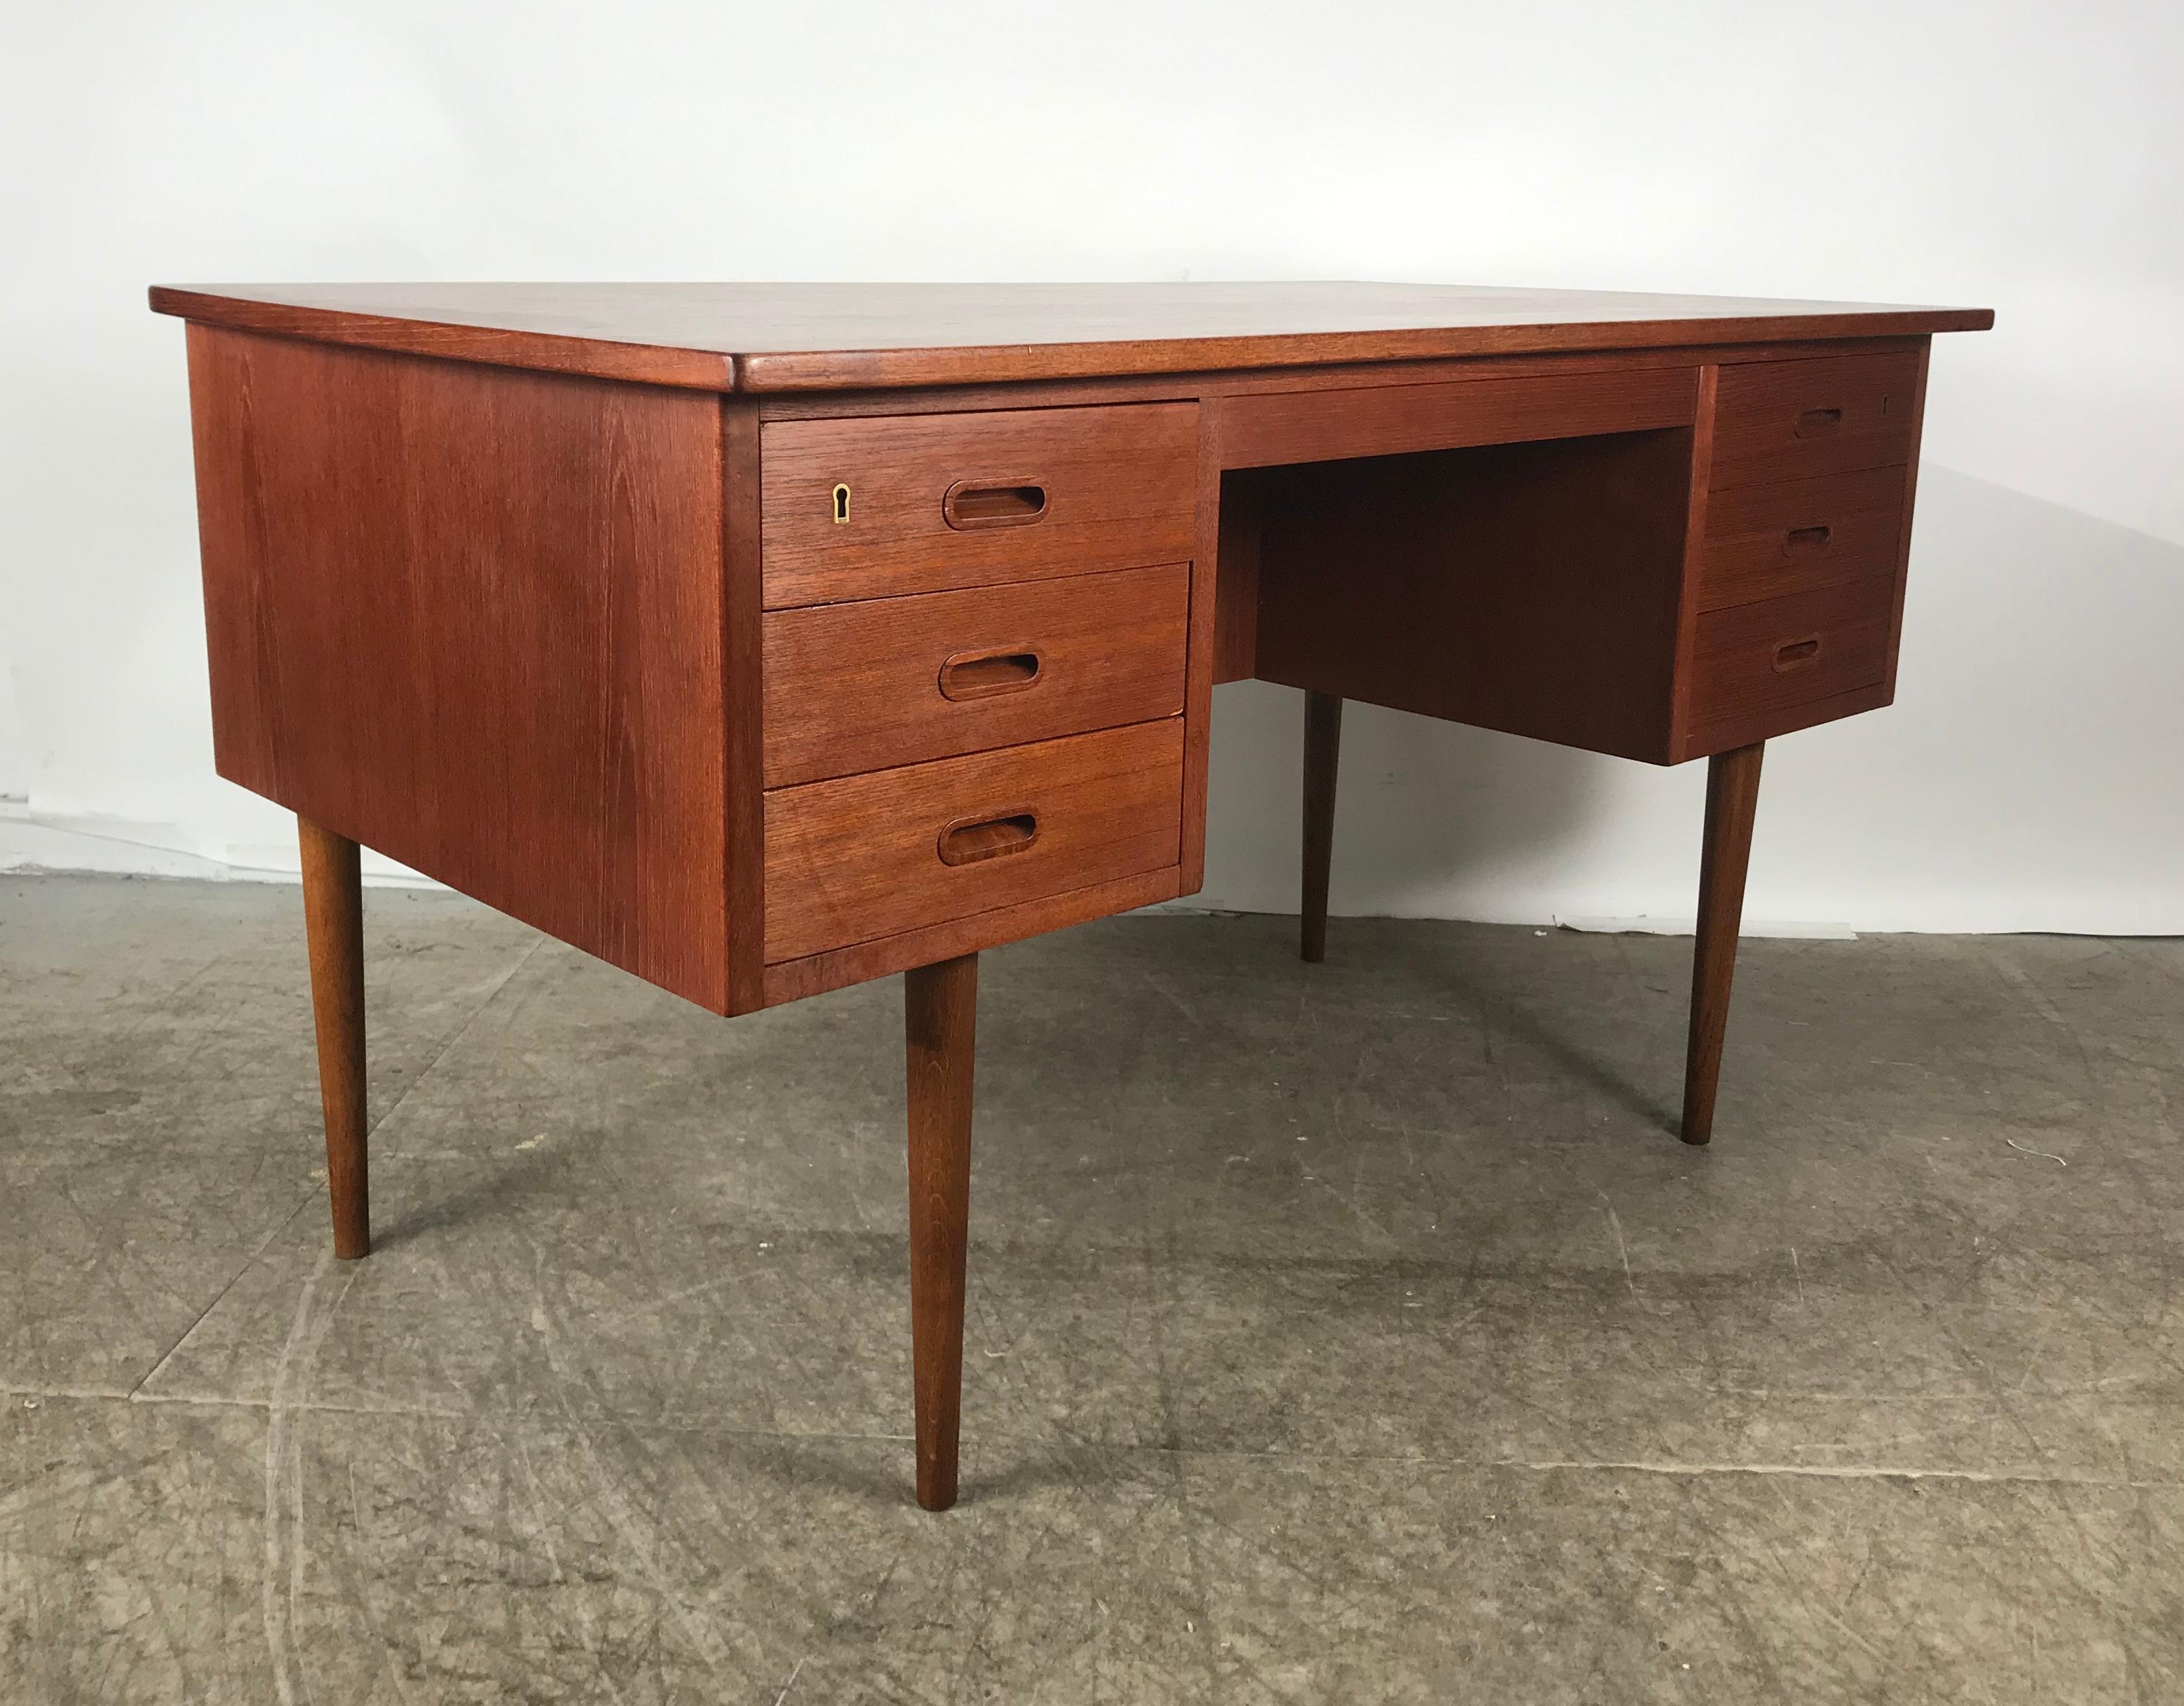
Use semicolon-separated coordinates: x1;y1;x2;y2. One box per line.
361;1142;590;1253
1439;955;1686;1141
1202;913;1689;1144
1201;685;1690;1138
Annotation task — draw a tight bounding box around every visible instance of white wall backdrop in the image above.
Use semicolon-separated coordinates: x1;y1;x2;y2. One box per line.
3;0;2179;932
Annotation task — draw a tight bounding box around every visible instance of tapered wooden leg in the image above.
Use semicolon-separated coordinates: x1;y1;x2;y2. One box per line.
1300;691;1343;963
905;952;978;1510
298;816;370;1256
1681;743;1765;1146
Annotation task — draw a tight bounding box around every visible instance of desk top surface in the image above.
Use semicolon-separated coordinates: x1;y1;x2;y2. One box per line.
150;280;1992;395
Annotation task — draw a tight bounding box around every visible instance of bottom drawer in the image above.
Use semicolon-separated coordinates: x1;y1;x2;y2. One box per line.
765;719;1184;962
1688;573;1895;744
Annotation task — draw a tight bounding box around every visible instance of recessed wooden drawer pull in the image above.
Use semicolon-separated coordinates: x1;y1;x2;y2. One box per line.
763;403;1195;606
1784;524;1833;552
943;480;1047;530
1773;636;1823;670
937;645;1043;702
937;811;1039;866
1707;352;1923;490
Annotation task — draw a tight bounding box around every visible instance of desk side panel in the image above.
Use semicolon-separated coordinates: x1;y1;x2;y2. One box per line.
183;325;733;1010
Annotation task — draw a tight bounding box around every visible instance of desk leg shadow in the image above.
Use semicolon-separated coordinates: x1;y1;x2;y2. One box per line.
1293;714;1768;1146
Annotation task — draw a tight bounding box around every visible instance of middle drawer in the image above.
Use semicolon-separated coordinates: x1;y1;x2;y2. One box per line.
762;564;1190;786
1695;463;1908;613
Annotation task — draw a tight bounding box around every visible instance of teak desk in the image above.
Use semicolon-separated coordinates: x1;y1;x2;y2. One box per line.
150;282;1992;1509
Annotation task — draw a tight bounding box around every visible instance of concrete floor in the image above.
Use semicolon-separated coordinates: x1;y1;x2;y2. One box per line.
1;873;2179;1703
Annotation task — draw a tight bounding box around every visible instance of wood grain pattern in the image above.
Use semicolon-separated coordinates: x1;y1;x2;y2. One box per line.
1178;412;1224;891
1696;463;1909;611
761;867;1182;1007
1882;343;1935;701
1218;365;1696;469
1300;693;1342;964
184;325;734;1010
722;399;769;1013
1683;744;1765;1146
750;335;1949;422
299;816;369;1259
1678;680;1893;764
1686;572;1896;750
1709;350;1921;488
763;720;1183;962
904;951;979;1511
1254;431;1695;763
761;566;1188;786
1209;469;1267;685
1666;364;1721;763
150;282;1992;393
761;404;1197;607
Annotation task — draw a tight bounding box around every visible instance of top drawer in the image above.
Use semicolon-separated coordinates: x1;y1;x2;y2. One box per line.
1710;350;1921;490
761;403;1199;607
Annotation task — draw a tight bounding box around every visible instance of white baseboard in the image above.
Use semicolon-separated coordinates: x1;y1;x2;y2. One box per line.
1550;913;1858;941
1146;898;1855;940
0;807;436;888
3;808;2168;938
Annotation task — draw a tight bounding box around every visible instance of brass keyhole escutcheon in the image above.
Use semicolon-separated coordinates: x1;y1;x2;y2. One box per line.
831;483;852;524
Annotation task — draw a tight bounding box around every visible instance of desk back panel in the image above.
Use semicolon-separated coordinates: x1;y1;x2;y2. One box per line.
1251;429;1697;763
181;326;739;1011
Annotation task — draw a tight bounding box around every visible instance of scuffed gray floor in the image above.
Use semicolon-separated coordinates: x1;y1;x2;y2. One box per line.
3;873;2179;1702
